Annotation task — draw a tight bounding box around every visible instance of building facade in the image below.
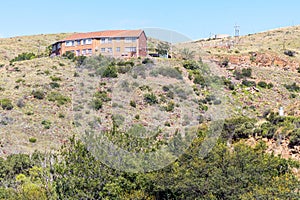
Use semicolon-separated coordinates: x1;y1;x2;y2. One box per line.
51;30;147;58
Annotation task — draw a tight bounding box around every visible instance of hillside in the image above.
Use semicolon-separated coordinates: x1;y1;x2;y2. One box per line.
0;27;300;199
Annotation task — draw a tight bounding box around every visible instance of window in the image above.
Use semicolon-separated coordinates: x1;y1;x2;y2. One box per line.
87;49;92;54
76;50;80;56
125;37;137;43
82;39;92;45
101;48;105;52
125;47;136;52
82;49;86;55
115;37;121;42
108;38;112;43
77;40;81;45
65;40;74;46
57;43;61;49
100;38;105;44
52;45;56;51
107;48;112;53
116;47;120;52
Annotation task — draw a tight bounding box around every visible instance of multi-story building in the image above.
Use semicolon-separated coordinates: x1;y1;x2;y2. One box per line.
51;29;147;58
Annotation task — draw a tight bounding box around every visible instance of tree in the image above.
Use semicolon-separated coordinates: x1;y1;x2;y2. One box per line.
156;42;170;57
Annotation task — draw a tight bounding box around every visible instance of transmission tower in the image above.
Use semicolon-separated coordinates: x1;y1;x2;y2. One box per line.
234;24;240;37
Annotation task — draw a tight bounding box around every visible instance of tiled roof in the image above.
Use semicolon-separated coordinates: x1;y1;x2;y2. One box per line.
61;30;144;41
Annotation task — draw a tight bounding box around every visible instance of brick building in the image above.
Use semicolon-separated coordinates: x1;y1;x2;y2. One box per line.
51;29;147;58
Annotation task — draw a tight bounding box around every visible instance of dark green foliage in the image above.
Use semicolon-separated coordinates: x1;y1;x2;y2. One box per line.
75;55;87;66
102;65;118;78
193;74;205;85
93;91;111;102
182;60;199;70
142;58;154;64
41;120;51;129
32;90;45;99
258;81;268;88
234;67;252;80
49;82;60;88
242;79;256;87
289;129;300;148
0;98;13;110
223;117;256;140
29;137;37;143
284;82;300;92
220;57;229;67
130;100;136;108
47;92;70;106
90;98;102;110
267;82;274;88
144;93;158;105
10;52;36;63
50;76;61;81
156;42;170;56
62;51;75;60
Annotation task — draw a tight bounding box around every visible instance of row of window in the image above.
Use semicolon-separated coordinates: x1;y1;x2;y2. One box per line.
65;37;137;46
66;39;92;47
100;47;136;53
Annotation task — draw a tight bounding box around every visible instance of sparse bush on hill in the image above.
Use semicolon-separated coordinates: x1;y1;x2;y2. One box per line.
10;52;36;64
32;90;45;100
142;58;154;65
234;67;252;80
242;80;256;87
284;50;296;57
258;81;268;88
182;60;199;70
0;98;13;110
144;93;158;105
284;82;300;92
47;92;70;106
150;66;183;79
41;120;51;129
62;51;75;60
180;48;195;60
102;65;118;78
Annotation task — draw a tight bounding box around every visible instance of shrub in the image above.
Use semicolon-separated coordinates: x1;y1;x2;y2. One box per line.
29;137;37;143
50;76;61;81
62;51;75;60
193;74;205;85
288;129;300;148
93;91;111;102
284;82;300;92
0;98;13;110
130;100;136;108
41;120;51;129
50;82;60;89
150;67;182;79
297;67;300;73
284;50;296;57
242;80;256;87
47;92;71;106
144;93;158;105
142;58;153;64
228;83;235;90
162;86;170;92
165;101;175;112
183;60;199;70
220;57;229;67
213;99;222;105
90;98;102;110
258;81;268;88
102;65;118;78
10;52;36;63
267;83;274;89
32;90;45;100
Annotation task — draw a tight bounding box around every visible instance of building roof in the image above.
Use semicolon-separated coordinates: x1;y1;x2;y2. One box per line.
61;30;145;41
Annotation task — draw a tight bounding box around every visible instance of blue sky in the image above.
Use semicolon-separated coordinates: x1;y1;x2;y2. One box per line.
1;0;300;40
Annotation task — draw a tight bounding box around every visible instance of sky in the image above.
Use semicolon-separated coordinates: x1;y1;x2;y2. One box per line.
1;0;300;41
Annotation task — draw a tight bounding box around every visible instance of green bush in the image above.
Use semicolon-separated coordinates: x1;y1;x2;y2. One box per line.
47;92;70;106
0;98;13;110
90;98;102;110
10;52;36;63
102;65;118;78
258;81;268;88
50;76;61;81
62;51;75;60
193;74;205;85
142;58;153;64
289;129;300;148
130;100;136;108
284;82;300;92
50;82;60;89
32;90;45;100
182;60;199;70
29;137;37;143
144;93;158;105
41;120;51;129
242;80;256;87
165;101;175;112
